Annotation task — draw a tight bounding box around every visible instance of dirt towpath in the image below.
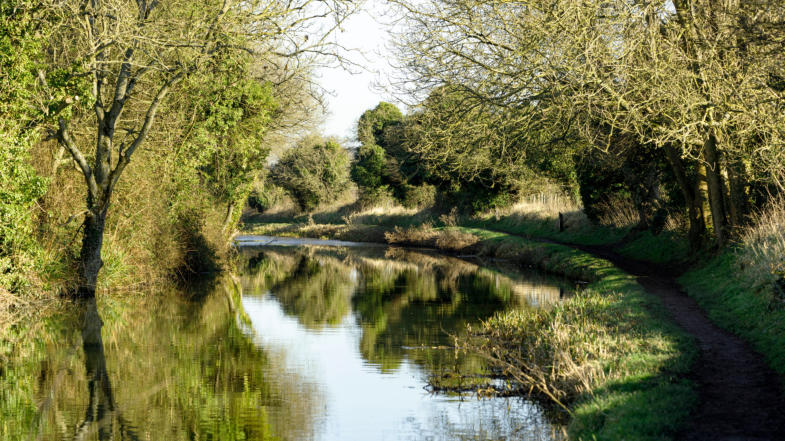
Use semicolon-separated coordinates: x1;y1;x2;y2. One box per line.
573;243;785;441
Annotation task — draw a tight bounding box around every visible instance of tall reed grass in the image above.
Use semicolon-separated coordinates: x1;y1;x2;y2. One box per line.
737;197;785;304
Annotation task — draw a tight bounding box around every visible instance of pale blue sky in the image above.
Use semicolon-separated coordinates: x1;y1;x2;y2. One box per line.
316;1;399;141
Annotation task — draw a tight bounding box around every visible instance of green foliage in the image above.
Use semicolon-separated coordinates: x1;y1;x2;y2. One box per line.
351;102;422;206
271;137;351;212
247;179;288;213
179;60;278;215
400;87;577;212
350;97;564;213
357;101;404;147
356;185;395;208
574;138;681;230
400;183;436;209
0;1;49;292
0;131;47;292
575;150;630;223
351;143;387;190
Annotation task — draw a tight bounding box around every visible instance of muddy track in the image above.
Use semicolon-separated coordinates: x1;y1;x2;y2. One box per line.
571;243;785;441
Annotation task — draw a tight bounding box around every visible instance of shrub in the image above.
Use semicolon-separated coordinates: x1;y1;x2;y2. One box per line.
401;184;436;209
270;137;351;212
0;130;47;294
384;223;438;245
356;185;395;209
247;181;288;213
433;228;479;252
351;143;387;191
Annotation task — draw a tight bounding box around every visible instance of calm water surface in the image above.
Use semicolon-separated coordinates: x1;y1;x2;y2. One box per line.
1;239;572;440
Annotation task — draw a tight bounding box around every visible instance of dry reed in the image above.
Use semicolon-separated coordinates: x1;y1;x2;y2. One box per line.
737;197;785;304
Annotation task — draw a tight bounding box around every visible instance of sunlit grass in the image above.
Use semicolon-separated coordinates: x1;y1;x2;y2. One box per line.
737;197;785;298
459;234;697;440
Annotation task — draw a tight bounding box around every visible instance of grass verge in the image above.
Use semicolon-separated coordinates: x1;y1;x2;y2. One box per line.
680;252;785;381
448;229;698;440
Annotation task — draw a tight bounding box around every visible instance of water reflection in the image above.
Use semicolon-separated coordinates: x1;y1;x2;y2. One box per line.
1;281;323;441
1;244;569;441
240;246;572;375
74;298;137;440
238;244;571;440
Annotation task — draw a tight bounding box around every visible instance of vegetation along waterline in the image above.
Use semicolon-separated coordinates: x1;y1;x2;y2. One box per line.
3;0;785;439
241;192;785;438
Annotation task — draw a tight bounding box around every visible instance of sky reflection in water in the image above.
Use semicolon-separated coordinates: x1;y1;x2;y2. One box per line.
238;244;569;440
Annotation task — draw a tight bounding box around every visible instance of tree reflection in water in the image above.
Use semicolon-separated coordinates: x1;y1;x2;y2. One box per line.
240;245;573;375
74;298;138;441
1;279;322;441
0;246;568;441
237;244;569;440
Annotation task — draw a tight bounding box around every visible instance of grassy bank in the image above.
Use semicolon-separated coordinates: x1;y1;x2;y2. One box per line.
245;194;693;265
242;218;698;440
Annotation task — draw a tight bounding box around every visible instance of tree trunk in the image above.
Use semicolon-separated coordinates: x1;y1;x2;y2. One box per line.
726;159;748;230
702;132;728;247
223;202;235;232
664;144;706;251
77;211;107;298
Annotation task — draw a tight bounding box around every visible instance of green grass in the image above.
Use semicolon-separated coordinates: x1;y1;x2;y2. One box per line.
466;213;629;246
680;251;785;381
563;275;697;440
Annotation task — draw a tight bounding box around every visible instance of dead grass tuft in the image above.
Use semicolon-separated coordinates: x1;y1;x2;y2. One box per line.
434;228;480;252
595;196;640;228
384;223;480;253
384;223;439;245
738;197;785;305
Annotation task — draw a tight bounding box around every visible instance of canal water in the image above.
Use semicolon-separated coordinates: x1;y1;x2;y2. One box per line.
0;238;572;440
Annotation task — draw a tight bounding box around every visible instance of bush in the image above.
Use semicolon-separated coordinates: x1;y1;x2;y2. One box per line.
356;185;395;209
437;183;518;213
270;137;351;212
0;130;47;294
247;181;288;213
401;184;436;209
351;143;387;191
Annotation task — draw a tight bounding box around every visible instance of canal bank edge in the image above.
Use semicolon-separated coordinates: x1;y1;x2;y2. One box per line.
238;222;699;440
